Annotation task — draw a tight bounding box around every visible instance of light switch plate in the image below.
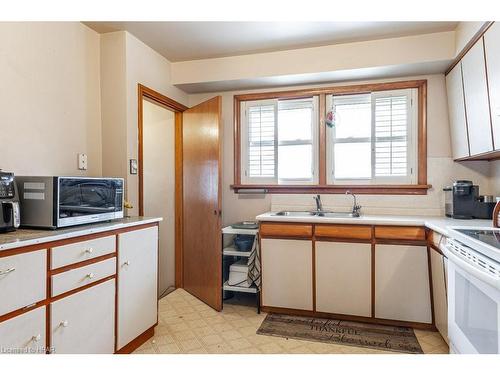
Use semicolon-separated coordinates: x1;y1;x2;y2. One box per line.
78;153;88;170
129;159;138;175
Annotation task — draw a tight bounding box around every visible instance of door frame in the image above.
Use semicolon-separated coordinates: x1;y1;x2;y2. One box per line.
137;84;188;288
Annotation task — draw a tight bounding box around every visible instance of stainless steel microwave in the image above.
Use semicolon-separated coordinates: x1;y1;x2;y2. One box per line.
17;176;124;229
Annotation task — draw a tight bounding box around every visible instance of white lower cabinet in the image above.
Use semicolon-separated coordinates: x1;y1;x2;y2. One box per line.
0;249;46;316
0;307;46;354
50;279;115;354
117;226;158;350
315;241;371;317
261;238;313;311
430;249;448;343
375;244;432;324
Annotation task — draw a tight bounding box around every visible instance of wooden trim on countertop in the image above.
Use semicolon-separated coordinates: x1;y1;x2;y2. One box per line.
260;222;313;239
314;224;372;241
374;226;426;241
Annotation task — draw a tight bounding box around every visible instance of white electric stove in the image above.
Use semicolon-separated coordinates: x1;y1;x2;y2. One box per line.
445;227;500;354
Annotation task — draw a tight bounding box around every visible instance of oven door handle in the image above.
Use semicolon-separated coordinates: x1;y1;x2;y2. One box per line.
444;246;500;290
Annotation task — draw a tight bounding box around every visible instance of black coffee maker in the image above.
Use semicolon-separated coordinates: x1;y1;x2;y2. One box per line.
444;180;496;219
0;171;21;232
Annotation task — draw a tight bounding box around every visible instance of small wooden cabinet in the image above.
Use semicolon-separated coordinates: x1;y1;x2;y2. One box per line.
261;238;313;311
0;307;46;354
315;241;371;317
50;279;115;354
375;244;432;324
117;226;158;350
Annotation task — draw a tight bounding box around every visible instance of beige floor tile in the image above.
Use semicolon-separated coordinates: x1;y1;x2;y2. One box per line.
193;325;216;337
156;342;181;354
199;334;225;346
186;319;209;329
151;334;176;346
136;288;449;355
206;342;234;353
168;322;191;333
172;329;197;341
220;329;243;341
227;337;253;351
259;342;285;354
178;338;203;351
210;323;235;333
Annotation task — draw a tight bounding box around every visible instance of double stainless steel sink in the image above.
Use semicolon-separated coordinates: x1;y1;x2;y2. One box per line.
273;210;360;218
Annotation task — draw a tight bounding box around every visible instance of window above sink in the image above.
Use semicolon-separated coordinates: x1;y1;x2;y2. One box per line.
232;80;430;195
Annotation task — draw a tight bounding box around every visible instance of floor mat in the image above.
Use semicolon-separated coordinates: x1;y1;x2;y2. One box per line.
257;314;424;354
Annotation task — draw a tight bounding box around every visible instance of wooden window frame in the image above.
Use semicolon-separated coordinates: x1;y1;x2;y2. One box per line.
232;79;430;195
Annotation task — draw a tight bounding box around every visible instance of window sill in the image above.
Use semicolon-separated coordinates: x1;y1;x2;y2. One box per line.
230;184;432;195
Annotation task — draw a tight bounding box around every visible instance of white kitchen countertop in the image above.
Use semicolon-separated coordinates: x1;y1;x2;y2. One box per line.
255;212;493;237
0;216;163;251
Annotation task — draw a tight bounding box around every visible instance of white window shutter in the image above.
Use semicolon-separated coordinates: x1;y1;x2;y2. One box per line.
374;93;410;177
247;103;277;178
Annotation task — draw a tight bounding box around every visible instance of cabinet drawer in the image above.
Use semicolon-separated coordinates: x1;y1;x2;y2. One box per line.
51;279;115;354
260;222;312;238
375;226;426;241
51;257;116;297
0;250;46;316
315;224;372;240
51;235;116;269
0;307;46;354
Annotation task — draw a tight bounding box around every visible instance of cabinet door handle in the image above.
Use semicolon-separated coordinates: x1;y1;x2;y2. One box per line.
85;273;95;279
60;320;69;328
123;261;131;266
84;248;94;254
0;267;15;276
32;334;41;342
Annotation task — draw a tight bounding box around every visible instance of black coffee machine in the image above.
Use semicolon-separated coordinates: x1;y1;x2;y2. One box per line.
444;180;496;219
0;171;21;232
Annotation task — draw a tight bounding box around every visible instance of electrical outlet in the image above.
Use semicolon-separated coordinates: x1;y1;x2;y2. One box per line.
78;153;88;170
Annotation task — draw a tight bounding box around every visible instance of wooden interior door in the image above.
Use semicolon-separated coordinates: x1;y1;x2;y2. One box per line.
182;96;222;311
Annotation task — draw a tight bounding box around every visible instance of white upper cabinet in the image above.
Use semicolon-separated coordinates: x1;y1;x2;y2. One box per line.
484;23;500;150
461;39;494;155
446;63;470;159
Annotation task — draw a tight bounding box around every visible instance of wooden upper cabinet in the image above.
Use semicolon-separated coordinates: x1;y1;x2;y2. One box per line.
461;39;494;155
446;62;470;159
484;23;500;150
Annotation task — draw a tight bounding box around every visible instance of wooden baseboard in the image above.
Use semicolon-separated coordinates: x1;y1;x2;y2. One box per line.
261;306;436;331
115;326;155;354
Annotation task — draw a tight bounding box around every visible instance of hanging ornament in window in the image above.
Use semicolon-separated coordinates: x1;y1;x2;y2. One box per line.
326;108;337;128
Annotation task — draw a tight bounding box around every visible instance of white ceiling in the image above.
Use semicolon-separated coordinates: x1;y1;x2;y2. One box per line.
84;21;458;62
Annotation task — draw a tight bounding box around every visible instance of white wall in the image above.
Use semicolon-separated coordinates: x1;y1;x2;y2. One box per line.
125;32;189;215
172;32;455;90
189;74;494;224
100;31;189;214
142;99;175;294
0;22;102;176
